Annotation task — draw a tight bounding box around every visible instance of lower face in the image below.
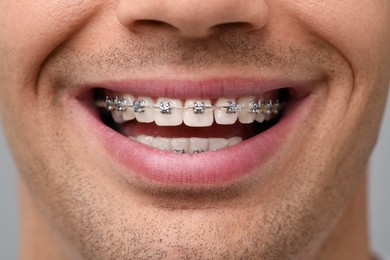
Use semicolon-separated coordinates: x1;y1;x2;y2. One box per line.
0;0;390;259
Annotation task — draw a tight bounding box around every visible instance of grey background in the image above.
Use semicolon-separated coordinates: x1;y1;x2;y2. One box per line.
1;92;389;260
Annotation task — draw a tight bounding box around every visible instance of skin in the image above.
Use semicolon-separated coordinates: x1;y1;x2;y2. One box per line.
0;0;389;259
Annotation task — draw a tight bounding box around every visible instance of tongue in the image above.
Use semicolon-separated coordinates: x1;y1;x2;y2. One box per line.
119;121;259;139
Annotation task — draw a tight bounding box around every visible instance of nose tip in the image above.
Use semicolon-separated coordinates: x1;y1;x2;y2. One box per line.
117;0;269;38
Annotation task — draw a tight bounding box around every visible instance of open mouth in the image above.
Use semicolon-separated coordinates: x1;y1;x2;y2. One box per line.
76;79;309;185
95;89;287;154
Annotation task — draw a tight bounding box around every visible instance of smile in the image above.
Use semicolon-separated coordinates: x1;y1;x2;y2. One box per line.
81;78;311;185
97;94;282;154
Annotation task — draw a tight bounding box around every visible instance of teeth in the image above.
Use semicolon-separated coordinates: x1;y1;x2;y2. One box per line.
208;138;230;151
154;98;183;126
189;137;209;153
102;95;281;126
135;97;154;123
183;99;214;127
228;137;243;146
112;111;124;123
171;138;189;153
122;95;136;120
136;135;153;146
152;137;171;150
112;94;136;123
237;96;256;123
132;136;243;153
255;113;266;123
214;98;238;125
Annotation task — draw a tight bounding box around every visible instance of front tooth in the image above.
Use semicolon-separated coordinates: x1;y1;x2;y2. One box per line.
135;97;154;123
209;138;229;151
183;99;213;127
237;96;256;124
171;138;189;154
228;137;243;146
214;98;238;125
152;137;171;151
137;135;153;146
154;98;183;126
189;138;209;153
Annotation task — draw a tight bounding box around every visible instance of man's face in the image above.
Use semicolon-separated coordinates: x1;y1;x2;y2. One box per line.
1;0;389;258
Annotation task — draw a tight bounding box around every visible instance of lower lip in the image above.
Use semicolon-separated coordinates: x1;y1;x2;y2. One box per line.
81;96;306;186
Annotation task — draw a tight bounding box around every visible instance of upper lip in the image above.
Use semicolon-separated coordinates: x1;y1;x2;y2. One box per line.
76;77;311;100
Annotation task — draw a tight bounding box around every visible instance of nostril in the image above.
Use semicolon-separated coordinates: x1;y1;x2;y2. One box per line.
132;19;179;32
134;20;165;27
211;22;259;34
130;20;257;37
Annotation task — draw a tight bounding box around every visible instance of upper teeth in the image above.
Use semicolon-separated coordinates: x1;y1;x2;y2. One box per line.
100;95;281;127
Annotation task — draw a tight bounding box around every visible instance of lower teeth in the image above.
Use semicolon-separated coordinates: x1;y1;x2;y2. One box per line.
130;135;243;154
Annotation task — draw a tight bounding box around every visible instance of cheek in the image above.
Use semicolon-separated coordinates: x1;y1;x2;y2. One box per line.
0;0;110;135
282;0;390;148
283;0;390;75
0;0;105;93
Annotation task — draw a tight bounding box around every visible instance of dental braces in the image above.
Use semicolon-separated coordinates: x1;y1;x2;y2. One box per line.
174;149;205;154
99;96;282;116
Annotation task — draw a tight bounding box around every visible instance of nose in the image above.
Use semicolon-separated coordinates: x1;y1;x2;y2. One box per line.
117;0;269;38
